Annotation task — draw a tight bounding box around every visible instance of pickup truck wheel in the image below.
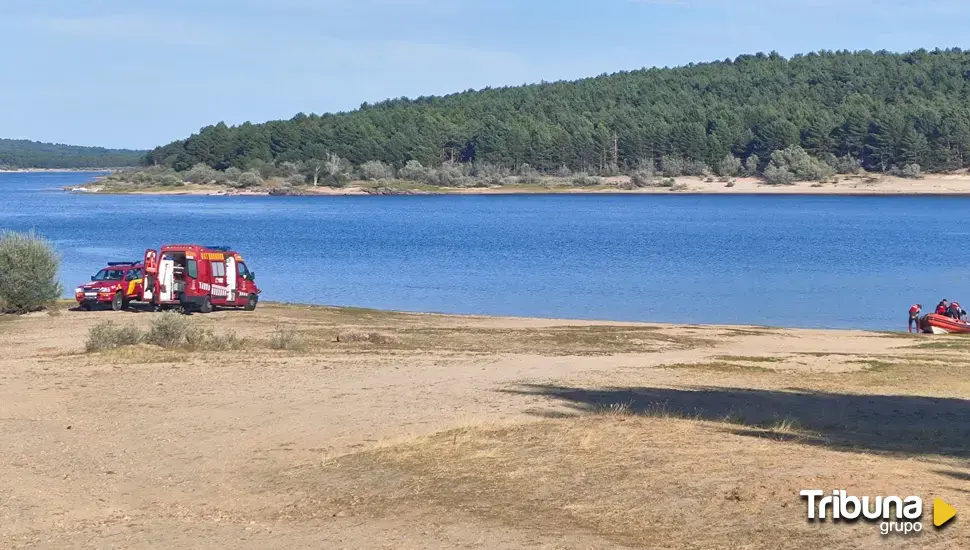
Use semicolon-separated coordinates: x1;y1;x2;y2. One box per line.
81;303;92;311
111;292;124;311
245;295;258;311
199;296;213;314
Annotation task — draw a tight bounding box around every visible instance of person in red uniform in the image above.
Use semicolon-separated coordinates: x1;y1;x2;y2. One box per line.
950;301;963;320
936;300;949;315
909;304;922;333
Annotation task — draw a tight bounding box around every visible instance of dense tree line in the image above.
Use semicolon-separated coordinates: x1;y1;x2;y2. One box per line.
0;139;144;169
146;49;970;176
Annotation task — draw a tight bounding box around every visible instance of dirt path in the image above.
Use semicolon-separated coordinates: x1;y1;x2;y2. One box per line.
0;304;965;548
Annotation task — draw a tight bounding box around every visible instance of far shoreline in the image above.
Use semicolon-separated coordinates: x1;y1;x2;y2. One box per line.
60;171;970;197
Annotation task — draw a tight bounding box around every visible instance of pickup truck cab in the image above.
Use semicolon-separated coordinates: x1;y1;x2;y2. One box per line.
75;262;145;311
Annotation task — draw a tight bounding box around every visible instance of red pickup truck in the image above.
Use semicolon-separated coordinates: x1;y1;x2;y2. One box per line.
74;262;145;311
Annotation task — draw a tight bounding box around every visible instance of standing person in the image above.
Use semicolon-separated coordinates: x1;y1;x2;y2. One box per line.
936;299;949;316
909;304;922;333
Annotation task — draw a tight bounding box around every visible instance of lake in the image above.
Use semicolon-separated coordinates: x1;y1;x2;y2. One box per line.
1;171;966;330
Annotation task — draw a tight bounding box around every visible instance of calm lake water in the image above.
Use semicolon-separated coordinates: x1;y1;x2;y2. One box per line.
2;171;967;330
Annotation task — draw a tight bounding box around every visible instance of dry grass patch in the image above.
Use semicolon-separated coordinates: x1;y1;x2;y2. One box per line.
336;330;398;345
661;360;776;374
713;355;785;363
287;416;969;548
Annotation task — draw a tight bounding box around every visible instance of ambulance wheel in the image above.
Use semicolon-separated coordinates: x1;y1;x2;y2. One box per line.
199;296;213;314
111;292;124;311
245;295;258;311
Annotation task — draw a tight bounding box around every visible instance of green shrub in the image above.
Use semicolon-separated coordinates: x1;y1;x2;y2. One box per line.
763;164;795;184
554;165;573;178
359;160;395;181
183;163;219;184
285;174;307;186
629;168;655;187
0;230;62;313
718;154;742;177
659;177;676;187
660;155;685;177
571;173;602;186
683;160;710;177
892;163;923;179
767;146;834;182
224;167;243;183
145;311;191;348
398;160;431;182
232;171;263;189
743;154;760;176
85;321;143;352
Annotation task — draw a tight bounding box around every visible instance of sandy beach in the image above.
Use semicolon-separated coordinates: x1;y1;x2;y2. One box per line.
62;171;970;197
1;302;967;548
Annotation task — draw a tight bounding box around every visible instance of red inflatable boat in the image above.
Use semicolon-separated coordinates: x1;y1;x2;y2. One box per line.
920;313;970;334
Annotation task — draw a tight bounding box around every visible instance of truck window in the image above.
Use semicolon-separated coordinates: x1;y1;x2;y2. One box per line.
237;262;249;278
125;269;141;281
211;261;226;277
93;269;124;281
186;259;198;279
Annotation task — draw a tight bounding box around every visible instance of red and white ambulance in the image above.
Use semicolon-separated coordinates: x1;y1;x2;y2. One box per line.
141;245;260;313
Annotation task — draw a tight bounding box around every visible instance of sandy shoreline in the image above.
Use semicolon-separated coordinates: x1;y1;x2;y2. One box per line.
63;172;970;196
2;301;968;548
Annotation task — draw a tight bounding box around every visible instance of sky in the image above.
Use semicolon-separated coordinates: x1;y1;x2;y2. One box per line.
2;0;969;150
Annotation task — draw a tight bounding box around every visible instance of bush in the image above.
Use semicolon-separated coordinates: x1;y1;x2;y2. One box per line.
683;160;710;177
85;321;143;352
471;162;508;182
398;160;431;182
224;167;243;183
285;173;307;186
0;230;62;313
279;161;303;178
832;155;861;175
145;311;191;348
433;161;469;186
516;164;541;184
660;155;685;177
185;327;243;351
629;166;655;187
718;154;742;177
571;173;602;186
183;163;218;184
269;324;303;350
743;154;760;176
892;163;923;179
766;146;834;182
554;165;573;178
359;160;395;181
232;171;264;189
158;174;185;187
763;164;795;185
659;177;676;188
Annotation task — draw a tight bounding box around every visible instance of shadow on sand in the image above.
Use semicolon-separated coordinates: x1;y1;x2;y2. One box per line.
502;384;970;460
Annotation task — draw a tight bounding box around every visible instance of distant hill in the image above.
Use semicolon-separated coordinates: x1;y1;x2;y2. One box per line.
0;138;145;169
145;48;970;176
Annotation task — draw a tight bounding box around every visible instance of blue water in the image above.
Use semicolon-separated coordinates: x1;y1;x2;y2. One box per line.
1;171;966;330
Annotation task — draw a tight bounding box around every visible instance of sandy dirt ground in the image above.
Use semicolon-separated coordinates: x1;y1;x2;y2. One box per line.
1;303;968;548
66;172;970;197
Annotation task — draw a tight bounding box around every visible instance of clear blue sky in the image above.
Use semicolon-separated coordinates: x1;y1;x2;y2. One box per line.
2;0;968;150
